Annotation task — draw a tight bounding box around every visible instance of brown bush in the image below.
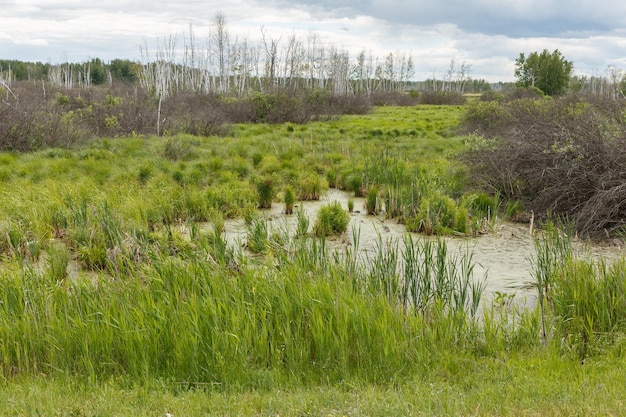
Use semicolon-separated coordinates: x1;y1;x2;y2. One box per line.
461;95;626;237
419;91;466;105
0;82;373;150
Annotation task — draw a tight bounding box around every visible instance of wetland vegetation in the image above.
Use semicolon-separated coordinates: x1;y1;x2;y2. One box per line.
0;79;626;415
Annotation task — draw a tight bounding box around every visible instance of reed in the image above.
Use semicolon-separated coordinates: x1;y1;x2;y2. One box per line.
246;215;269;254
283;185;295;214
365;185;379;215
532;222;572;339
45;242;70;282
533;222;626;359
0;219;494;386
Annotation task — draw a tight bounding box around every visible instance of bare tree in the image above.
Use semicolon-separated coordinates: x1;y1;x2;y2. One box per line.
261;26;281;90
456;60;472;93
213;11;230;93
283;32;304;90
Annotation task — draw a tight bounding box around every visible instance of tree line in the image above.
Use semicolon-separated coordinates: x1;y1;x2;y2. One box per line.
0;12;494;97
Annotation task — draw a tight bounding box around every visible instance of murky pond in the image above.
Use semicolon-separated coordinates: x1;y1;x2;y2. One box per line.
222;189;626;310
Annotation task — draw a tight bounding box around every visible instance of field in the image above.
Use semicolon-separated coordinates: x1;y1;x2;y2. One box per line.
1;104;626;416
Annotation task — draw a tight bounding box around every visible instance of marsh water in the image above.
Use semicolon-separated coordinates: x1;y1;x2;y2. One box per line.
221;189;625;310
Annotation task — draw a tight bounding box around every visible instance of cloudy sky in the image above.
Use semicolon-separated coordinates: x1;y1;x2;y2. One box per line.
2;0;626;82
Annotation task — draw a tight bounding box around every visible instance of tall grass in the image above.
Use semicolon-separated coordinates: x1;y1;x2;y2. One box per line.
4;105;626;390
533;222;626;359
0;220;494;385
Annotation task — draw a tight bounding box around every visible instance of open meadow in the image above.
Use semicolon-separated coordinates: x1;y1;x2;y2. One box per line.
1;103;626;416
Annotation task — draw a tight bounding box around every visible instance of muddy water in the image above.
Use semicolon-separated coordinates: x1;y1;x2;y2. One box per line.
222;189;626;310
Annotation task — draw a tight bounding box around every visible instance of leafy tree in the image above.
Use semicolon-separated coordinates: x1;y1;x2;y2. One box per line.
109;59;139;83
89;58;106;85
514;49;573;96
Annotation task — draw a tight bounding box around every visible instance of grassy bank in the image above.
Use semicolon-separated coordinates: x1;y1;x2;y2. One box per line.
2;354;626;416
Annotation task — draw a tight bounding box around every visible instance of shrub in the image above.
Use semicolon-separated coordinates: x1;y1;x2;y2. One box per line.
298;173;328;200
407;193;459;235
419;91;466;105
462;100;513;134
461;95;626;237
162;137;195;161
314;201;349;236
464;193;498;220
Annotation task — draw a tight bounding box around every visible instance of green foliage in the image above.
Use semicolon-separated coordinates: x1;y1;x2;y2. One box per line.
45;242;70;281
344;173;363;197
297;172;328;201
365;185;379;215
464;192;498;220
407;193;461;235
55;92;71;107
162;137;195;161
256;176;275;209
251;92;276;122
1;101;626;416
108;59;139;83
295;207;309;237
88;58;106;85
463;100;512;132
246;216;269;254
283;185;295;214
529;222;626;359
314;201;349;236
514;49;573;96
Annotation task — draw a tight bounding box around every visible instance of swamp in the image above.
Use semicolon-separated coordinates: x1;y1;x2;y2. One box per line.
0;87;626;415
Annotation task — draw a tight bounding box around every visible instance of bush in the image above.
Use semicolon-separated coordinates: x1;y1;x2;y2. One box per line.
0;83;372;152
461;95;626;237
462;100;513;134
419;91;466;105
464;193;498;220
298;173;328;200
162;137;196;161
314;201;349;236
406;193;460;235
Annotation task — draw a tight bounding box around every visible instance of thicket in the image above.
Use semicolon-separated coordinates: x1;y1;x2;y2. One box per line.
0;82;372;151
0;77;473;153
461;93;626;237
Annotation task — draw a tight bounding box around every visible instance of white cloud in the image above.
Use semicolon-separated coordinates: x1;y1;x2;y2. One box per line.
14;38;49;46
1;0;625;81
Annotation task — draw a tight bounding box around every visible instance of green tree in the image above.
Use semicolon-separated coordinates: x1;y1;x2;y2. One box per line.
89;58;106;85
514;49;573;96
108;59;139;83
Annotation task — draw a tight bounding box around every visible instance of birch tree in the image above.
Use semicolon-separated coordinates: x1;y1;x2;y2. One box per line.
213;11;230;93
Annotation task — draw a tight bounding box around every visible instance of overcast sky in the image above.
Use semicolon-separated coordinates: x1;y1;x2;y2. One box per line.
2;0;626;82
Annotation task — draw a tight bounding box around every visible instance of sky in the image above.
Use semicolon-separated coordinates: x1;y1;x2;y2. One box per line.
2;0;626;82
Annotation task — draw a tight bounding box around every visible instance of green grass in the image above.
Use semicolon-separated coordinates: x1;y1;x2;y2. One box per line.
0;105;625;415
2;354;626;416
